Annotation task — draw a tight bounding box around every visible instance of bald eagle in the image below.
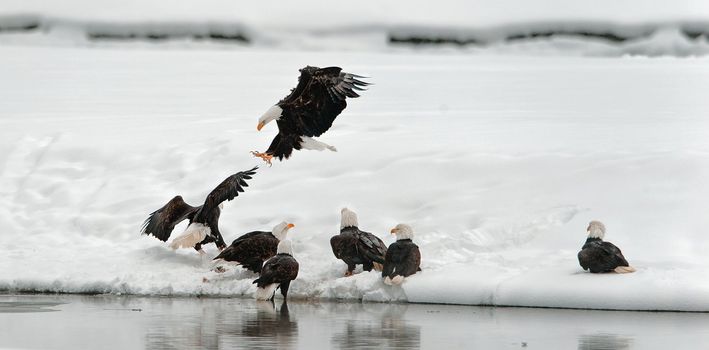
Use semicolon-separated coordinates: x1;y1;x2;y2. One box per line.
140;166;257;253
383;224;421;285
251;66;370;165
213;221;295;273
330;208;387;276
254;240;299;300
578;221;636;273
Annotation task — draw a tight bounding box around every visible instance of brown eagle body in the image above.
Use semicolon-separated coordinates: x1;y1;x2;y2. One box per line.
214;231;279;273
578;237;631;273
331;226;387;274
253;253;300;300
382;239;421;280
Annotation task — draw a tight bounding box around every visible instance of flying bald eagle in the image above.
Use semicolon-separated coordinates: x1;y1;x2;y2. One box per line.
330;208;387;276
251;66;370;165
213;221;295;273
383;224;421;285
578;221;636;273
140;166;257;253
254;240;299;300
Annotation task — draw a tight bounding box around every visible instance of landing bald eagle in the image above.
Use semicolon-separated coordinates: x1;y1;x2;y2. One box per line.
252;66;370;165
140;166;257;253
578;221;635;273
254;240;299;300
213;221;295;273
383;224;421;285
330;208;387;276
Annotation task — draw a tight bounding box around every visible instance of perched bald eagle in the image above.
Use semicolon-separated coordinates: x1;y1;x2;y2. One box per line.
330;208;387;276
383;224;421;285
254;240;299;300
578;221;636;273
251;66;370;165
213;221;295;273
140;166;257;253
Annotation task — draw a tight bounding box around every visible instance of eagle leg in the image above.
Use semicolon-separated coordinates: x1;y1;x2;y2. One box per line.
344;270;354;277
250;151;273;166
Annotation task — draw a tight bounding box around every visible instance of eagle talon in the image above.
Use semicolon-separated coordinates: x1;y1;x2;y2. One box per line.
344;270;353;277
251;151;273;166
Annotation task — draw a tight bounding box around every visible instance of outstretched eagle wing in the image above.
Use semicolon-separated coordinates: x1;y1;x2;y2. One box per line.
141;195;199;241
201;166;258;214
280;66;370;137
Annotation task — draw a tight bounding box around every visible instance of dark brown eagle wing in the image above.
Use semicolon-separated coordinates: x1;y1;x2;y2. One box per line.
357;230;387;264
600;241;630;267
201;166;258;214
279;66;370;137
141;195;199;241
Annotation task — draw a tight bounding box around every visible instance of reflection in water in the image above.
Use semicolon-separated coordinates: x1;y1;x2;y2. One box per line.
230;300;298;349
578;333;633;350
5;294;709;350
0;301;64;313
144;299;219;350
144;299;297;350
331;304;421;350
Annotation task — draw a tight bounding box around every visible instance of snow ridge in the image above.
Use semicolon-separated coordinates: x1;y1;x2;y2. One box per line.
1;13;709;56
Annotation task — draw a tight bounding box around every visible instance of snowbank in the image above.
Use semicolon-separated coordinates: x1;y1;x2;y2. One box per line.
1;1;709;56
1;46;709;311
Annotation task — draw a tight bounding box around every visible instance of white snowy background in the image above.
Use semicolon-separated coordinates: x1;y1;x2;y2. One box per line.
1;1;709;311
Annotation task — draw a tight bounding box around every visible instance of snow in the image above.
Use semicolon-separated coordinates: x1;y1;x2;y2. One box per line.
1;1;709;56
1;45;709;311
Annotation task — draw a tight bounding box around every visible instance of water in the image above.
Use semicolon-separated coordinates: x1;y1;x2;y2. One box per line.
1;294;708;349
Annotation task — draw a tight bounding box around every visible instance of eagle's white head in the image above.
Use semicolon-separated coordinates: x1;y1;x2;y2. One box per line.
273;221;295;241
257;105;283;131
587;220;606;239
277;239;294;255
340;207;359;229
390;223;414;241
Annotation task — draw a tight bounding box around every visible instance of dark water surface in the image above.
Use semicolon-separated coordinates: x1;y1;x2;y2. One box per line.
1;294;708;349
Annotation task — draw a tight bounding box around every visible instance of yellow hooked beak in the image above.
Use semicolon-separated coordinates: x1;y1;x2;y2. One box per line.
257;121;265;131
390;228;398;235
287;223;295;229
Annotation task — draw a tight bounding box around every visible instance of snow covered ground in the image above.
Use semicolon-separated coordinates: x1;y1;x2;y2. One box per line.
1;45;708;311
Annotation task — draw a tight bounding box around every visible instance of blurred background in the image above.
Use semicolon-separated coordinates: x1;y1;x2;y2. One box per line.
2;0;709;56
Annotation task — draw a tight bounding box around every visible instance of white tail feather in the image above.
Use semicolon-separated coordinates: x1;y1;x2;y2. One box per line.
169;223;210;250
255;283;279;300
390;275;405;285
614;266;636;274
300;137;337;152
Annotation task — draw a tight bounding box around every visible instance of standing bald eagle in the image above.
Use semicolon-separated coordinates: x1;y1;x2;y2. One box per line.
254;240;299;300
140;166;257;253
213;221;295;273
383;224;421;285
251;66;370;165
578;221;636;273
330;208;387;276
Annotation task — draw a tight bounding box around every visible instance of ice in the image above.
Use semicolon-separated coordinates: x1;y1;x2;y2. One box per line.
0;46;708;311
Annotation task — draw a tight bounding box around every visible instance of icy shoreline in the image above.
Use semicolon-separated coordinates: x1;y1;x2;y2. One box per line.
1;13;709;56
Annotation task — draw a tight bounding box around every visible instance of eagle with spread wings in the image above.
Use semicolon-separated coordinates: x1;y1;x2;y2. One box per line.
252;66;370;165
140;166;258;254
